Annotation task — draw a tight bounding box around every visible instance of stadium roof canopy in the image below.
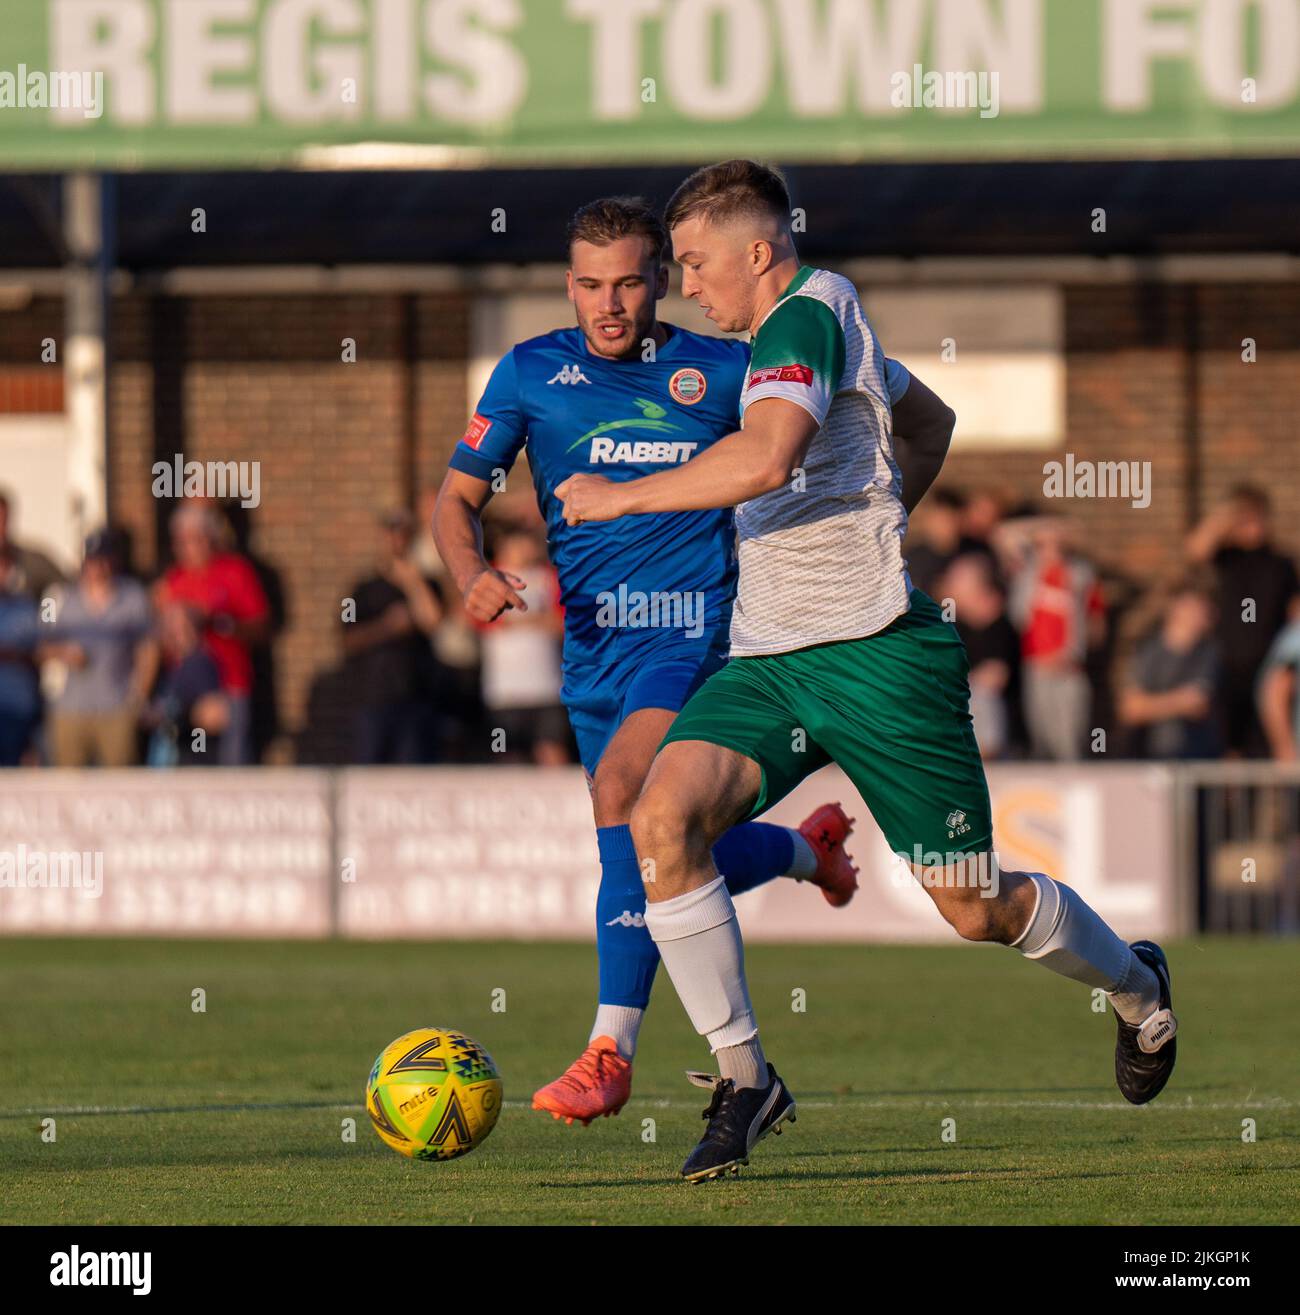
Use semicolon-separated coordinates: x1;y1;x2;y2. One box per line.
1;159;1297;271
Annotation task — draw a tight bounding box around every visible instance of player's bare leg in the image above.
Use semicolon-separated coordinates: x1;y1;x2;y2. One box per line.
633;738;761;899
916;850;1178;1103
590;707;676;829
632;741;796;1180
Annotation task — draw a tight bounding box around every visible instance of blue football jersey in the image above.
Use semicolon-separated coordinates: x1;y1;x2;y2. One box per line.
449;324;750;666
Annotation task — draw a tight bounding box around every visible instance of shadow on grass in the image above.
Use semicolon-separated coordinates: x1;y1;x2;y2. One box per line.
0;1099;357;1120
535;1164;1140;1190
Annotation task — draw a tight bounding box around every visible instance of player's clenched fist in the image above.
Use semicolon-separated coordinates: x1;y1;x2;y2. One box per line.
555;473;628;526
463;567;528;623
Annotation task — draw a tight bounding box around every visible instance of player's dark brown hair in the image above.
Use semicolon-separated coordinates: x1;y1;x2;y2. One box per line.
566;196;666;265
664;159;791;232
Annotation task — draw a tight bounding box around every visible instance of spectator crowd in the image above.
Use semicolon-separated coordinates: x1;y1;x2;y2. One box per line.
0;483;570;770
906;482;1300;764
2;480;1299;770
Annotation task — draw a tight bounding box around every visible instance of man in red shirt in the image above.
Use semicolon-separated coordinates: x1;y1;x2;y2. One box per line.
157;503;270;765
1001;515;1106;760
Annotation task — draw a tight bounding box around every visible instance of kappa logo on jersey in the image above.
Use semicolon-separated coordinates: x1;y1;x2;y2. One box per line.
668;367;707;405
462;412;492;450
748;363;814;387
566;397;699;465
606;910;647;928
547;364;592;385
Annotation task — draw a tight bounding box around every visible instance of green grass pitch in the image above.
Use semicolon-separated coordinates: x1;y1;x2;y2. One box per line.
2;936;1296;1225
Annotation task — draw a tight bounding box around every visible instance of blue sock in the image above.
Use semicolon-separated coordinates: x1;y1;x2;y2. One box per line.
712;821;795;896
594;821;795;1012
595;824;658;1009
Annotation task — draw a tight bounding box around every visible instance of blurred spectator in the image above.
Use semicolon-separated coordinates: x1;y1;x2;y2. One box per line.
413;484;483;758
38;530;158;767
478;529;570;766
156;503;270;766
1119;582;1221;760
907;488;999;598
343;509;444;764
959;490;1006;589
1085;563;1144;757
939;554;1021;760
0;486;64;604
145;602;228;766
962;490;1004;553
1186;485;1300;757
223;501;288;762
906;488;967;597
998;514;1106;761
0;587;39;766
1257;617;1300;762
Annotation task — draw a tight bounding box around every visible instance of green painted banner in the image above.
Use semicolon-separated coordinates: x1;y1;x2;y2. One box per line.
0;0;1297;169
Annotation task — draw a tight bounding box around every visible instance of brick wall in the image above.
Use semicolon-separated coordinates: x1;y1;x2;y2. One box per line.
4;280;1298;758
101;291;471;759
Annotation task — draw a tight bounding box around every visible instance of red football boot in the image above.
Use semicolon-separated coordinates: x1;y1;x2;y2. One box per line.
797;802;859;908
531;1036;632;1126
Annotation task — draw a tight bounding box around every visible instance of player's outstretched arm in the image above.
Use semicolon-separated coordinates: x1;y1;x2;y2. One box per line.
891;369;957;514
433;469;528;621
556;398;818;524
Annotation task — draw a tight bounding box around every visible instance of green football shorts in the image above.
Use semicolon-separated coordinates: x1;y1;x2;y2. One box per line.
661;590;993;859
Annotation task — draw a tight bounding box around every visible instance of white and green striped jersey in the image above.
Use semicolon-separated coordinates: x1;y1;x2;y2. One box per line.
731;266;910;656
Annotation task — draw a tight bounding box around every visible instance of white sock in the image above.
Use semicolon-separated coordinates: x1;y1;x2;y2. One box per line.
717;1037;769;1090
590;1005;643;1060
1109;955;1163;1025
1011;872;1161;1023
783;829;819;880
642;875;765;1087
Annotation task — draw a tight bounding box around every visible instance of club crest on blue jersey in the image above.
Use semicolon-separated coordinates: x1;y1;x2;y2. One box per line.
669;367;707;404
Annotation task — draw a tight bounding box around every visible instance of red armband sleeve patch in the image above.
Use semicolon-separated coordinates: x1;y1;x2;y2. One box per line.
747;364;814;388
462;413;493;450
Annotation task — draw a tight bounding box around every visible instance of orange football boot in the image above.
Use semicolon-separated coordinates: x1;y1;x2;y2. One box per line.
531;1036;632;1126
797;802;859;907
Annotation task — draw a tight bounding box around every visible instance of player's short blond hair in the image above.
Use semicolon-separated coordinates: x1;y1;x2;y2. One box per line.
664;159;791;233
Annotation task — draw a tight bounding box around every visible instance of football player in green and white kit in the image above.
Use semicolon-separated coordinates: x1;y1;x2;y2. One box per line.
556;160;1178;1182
